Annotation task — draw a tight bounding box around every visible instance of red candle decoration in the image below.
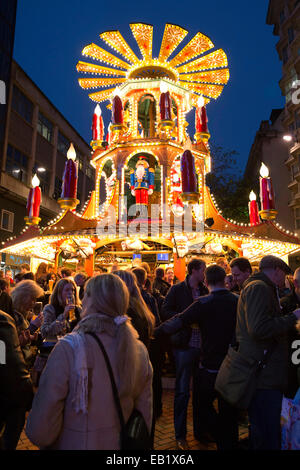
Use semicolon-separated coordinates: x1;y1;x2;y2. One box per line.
195;96;209;134
27;174;41;218
259;163;275;210
112;94;123;125
248;191;260;225
159;82;172;120
92;104;104;141
61;143;78;199
181;150;198;194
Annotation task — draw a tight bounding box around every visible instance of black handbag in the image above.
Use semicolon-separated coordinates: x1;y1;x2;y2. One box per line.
86;332;152;450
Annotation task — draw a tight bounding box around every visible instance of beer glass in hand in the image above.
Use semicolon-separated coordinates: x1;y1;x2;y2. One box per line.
67;294;76;322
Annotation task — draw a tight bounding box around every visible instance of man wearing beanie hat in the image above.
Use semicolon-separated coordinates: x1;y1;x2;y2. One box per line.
235;255;300;450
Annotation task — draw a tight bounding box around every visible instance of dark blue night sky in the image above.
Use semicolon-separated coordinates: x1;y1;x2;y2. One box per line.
13;0;283;172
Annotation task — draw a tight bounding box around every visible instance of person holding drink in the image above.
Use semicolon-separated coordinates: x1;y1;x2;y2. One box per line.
47;273;57;293
41;279;81;340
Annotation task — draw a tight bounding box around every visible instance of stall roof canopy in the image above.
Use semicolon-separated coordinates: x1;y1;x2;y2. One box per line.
1;187;299;263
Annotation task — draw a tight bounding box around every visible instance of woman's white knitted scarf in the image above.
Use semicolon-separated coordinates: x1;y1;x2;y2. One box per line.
60;312;129;415
60;330;89;415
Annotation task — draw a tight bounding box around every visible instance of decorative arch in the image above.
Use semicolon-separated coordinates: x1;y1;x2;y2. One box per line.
124;149;161;168
122;150;163;210
95;156;117;217
137;93;157;138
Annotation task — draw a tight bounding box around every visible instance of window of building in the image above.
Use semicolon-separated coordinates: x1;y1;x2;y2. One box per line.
52;177;62;200
288;28;295;44
0;210;14;232
11;86;33;124
289;123;295;132
57;132;70;156
282;46;289;64
37;112;53;143
291;162;300;180
6;144;28;183
77;152;84;172
286;77;295;103
295;208;300;229
35;167;50;196
279;10;285;24
85;164;94;179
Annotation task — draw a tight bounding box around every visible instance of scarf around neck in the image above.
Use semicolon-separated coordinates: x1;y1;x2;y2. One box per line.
60;312;129;414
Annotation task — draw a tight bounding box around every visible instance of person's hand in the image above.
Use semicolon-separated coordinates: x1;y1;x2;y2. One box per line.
63;304;75;320
19;329;31;347
30;332;38;342
30;312;44;329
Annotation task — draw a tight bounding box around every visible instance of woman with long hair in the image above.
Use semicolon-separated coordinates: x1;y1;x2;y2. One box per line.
35;262;48;291
41;278;81;339
114;270;155;349
26;274;153;450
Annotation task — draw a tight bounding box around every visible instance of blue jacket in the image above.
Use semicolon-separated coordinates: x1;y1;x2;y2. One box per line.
130;167;154;190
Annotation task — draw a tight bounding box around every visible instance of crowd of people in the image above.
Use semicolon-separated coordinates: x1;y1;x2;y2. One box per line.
0;255;299;451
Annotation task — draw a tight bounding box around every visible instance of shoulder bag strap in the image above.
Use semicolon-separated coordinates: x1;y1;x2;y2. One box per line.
86;331;125;430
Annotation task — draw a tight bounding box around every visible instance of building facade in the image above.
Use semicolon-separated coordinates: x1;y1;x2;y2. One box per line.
267;0;300;232
0;61;95;248
0;0;18;169
244;109;294;231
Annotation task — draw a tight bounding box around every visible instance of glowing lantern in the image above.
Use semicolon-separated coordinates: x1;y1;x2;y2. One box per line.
195;95;210;143
92;104;104;141
259;163;277;220
25;174;41;225
159;82;172;121
58;143;79;210
248;191;260;225
112;90;123;125
180;150;199;204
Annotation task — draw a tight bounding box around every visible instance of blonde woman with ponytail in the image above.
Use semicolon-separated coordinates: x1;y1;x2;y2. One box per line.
26;274;153;450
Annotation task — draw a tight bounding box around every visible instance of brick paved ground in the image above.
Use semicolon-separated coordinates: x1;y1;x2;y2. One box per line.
16;386;248;451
